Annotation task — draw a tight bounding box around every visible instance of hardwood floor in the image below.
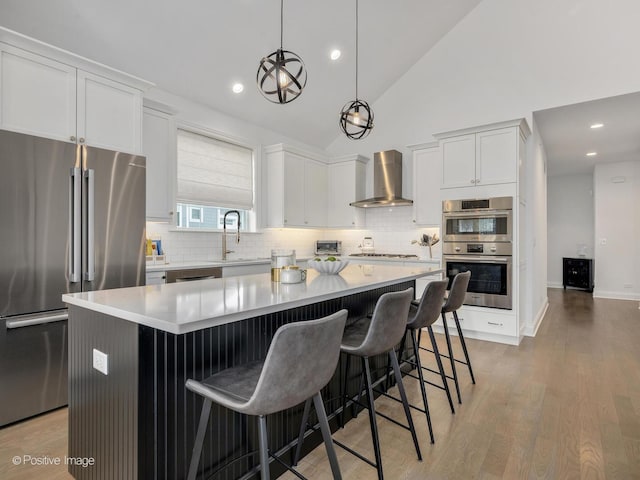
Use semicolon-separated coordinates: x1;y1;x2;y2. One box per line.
1;289;639;479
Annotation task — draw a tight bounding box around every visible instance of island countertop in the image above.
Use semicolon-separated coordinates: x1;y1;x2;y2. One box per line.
62;264;442;334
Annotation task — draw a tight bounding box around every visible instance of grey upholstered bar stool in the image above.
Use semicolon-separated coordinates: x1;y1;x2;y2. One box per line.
435;271;474;404
396;279;451;444
185;309;348;480
295;288;421;480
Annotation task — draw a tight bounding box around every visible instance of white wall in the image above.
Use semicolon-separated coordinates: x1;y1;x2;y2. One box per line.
325;0;640;330
593;160;640;300
546;174;594;287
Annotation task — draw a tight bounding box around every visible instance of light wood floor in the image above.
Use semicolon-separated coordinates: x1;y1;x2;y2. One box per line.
2;289;639;480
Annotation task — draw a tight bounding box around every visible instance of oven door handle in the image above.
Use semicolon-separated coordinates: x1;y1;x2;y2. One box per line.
443;210;512;218
445;256;511;263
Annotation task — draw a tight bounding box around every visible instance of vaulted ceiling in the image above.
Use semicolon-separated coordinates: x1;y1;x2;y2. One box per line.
0;0;482;149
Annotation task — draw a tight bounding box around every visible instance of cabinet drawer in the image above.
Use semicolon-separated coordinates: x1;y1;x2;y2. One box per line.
145;271;166;285
436;308;517;337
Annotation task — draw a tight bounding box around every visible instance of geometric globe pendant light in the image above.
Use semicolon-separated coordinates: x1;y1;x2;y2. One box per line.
257;0;307;104
339;0;374;139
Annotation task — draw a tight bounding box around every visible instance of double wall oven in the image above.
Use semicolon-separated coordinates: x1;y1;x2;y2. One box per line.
442;197;513;309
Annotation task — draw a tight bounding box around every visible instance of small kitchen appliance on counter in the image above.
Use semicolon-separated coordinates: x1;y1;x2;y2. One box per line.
315;240;342;256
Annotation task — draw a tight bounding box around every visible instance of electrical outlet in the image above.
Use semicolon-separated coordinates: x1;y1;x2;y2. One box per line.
93;348;109;375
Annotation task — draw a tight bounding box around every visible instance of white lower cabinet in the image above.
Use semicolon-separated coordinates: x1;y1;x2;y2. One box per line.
222;264;270;277
145;271;166;285
434;306;517;342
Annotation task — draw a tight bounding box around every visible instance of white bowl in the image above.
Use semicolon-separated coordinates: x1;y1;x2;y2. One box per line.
308;258;349;275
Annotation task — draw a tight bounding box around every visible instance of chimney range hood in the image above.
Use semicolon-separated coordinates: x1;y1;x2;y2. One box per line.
350;149;413;208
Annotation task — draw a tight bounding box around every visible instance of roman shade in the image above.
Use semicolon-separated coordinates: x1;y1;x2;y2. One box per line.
176;129;254;210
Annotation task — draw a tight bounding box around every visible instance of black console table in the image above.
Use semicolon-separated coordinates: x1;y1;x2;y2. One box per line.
563;257;594;292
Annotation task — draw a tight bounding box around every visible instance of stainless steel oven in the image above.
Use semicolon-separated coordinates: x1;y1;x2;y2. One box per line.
443;250;512;309
442;196;512;243
442;195;514;310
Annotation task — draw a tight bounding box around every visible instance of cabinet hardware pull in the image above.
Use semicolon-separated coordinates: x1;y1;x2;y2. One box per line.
70;135;76;142
470;179;475;184
79;137;85;144
488;321;503;326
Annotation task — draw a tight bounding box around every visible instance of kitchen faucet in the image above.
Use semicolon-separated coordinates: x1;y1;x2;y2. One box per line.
222;210;241;260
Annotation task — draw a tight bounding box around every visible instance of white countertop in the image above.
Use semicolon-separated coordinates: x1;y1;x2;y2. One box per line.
64;264;443;334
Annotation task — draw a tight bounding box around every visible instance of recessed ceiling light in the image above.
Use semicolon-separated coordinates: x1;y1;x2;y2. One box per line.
590;123;604;129
586;152;597;157
232;83;244;94
330;49;341;61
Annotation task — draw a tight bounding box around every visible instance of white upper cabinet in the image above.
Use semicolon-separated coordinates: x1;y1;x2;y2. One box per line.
77;71;143;154
265;144;328;228
440;134;476;189
436;120;529;191
0;31;151;154
143;107;175;221
327;156;367;228
411;143;441;226
0;44;76;142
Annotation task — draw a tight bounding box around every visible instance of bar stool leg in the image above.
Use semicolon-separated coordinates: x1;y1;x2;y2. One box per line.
187;398;212;480
340;353;351;428
388;349;422;460
453;311;476;384
409;329;435;444
428;326;455;414
362;357;384;480
293;398;312;466
313;392;342;480
441;312;462;404
257;415;270;480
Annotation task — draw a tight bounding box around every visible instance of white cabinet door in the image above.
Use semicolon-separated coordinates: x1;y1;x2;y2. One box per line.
0;44;76;142
441;134;475;189
145;271;166;285
327;161;364;227
143;108;175;221
282;153;306;226
305;159;327;226
77;70;142;154
412;146;441;225
476;127;517;186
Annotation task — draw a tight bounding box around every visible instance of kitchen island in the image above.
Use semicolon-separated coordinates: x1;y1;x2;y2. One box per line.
63;264;442;480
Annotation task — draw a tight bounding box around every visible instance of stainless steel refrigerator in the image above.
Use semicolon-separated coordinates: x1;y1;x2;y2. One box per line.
0;129;146;426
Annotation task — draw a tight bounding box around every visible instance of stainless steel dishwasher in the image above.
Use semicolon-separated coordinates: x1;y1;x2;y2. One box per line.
165;267;223;283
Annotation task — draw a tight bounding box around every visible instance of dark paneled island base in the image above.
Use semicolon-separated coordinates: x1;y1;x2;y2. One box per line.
68;280;415;479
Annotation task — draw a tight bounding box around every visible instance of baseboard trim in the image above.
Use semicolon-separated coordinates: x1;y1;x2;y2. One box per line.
547;282;563;289
593;290;640;301
523;298;549;337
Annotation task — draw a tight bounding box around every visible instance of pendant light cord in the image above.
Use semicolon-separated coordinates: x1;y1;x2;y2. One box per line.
355;0;359;100
280;0;284;49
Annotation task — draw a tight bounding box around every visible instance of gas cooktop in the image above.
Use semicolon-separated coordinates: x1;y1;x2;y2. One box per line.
349;253;419;259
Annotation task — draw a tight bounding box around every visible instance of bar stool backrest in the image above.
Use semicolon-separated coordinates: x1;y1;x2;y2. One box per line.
407;279;448;330
245;309;348;416
357;287;414;357
443;271;471;313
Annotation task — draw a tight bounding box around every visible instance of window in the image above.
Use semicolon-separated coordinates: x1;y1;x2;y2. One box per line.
175;128;254;230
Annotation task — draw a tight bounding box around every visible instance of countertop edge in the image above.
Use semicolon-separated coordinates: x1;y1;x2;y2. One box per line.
63;269;443;334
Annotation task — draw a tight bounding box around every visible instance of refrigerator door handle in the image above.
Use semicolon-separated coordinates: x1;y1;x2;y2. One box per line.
85;168;95;282
6;311;69;329
69;168;82;283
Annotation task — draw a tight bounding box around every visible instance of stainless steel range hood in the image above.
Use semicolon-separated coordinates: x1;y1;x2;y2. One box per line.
350;149;413;208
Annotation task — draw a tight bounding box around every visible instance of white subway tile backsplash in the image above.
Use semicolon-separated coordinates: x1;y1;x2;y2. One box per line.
147;207;441;263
